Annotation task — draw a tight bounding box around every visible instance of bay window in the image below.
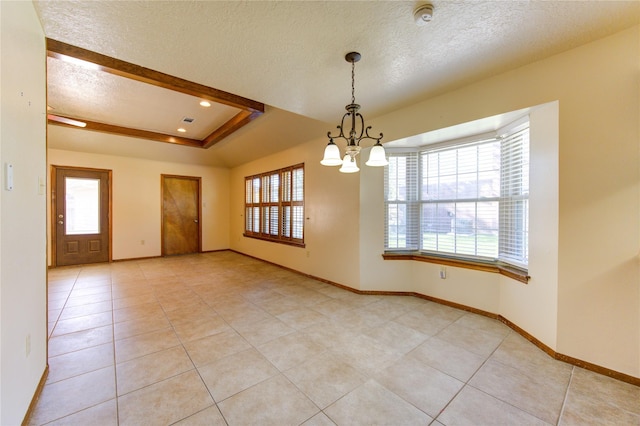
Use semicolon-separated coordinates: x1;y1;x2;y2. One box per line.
385;121;529;273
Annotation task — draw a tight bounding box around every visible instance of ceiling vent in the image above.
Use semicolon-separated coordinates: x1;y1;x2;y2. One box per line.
182;117;195;124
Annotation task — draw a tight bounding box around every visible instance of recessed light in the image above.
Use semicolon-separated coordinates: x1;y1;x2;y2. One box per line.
177;128;186;133
199;101;211;107
58;55;101;71
47;114;86;128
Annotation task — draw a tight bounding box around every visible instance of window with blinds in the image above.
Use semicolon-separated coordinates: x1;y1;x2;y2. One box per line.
244;164;304;246
385;153;419;250
384;121;529;269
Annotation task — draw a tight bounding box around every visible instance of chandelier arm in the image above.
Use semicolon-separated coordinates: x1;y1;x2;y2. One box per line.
362;126;384;143
350;110;358;142
354;113;366;142
327;112;350;141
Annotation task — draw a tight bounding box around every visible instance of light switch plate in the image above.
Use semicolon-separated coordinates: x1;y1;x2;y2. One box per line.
5;163;14;191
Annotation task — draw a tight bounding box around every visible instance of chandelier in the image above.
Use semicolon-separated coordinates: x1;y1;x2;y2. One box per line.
321;52;387;173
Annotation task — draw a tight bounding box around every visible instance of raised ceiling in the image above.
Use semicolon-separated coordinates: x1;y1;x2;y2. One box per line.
47;39;264;149
33;1;640;167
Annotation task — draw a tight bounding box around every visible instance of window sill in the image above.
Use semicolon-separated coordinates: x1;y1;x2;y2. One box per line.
243;233;305;248
382;252;530;284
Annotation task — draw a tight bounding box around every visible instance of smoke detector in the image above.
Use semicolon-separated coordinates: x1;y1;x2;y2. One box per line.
414;4;434;26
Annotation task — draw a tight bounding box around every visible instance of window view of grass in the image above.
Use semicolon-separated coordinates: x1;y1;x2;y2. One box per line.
422;232;498;258
386;228;498;259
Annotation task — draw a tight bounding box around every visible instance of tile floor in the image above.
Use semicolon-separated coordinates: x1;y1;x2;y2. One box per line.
29;251;639;425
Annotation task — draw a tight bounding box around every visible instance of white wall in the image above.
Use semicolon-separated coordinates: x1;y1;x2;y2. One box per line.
0;2;48;423
48;149;230;262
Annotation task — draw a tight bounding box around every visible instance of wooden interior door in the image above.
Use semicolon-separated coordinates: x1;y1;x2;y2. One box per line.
53;167;111;266
162;175;201;256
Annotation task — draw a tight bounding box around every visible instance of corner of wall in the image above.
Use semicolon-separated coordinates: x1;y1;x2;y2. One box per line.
0;2;48;423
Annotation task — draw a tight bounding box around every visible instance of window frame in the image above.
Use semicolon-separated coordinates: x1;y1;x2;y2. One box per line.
244;163;305;247
383;124;530;283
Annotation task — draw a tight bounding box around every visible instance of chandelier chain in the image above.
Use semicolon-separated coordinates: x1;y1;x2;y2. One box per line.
351;60;355;105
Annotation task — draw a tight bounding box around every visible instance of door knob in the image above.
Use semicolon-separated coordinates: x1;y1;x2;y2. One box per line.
58;221;63;225
58;214;64;219
194;219;199;223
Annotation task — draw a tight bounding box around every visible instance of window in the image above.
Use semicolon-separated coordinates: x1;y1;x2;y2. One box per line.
244;164;304;246
65;177;100;235
385;122;529;271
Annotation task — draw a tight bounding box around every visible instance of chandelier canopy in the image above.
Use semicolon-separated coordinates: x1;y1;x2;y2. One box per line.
321;52;387;173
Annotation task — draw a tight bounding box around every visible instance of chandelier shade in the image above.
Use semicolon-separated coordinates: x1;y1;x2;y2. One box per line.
365;142;389;167
322;52;386;173
339;155;360;173
320;140;343;166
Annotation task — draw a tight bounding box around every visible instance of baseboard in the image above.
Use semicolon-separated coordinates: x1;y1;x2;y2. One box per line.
49;249;228;268
231;249;640;387
112;255;162;262
21;364;49;426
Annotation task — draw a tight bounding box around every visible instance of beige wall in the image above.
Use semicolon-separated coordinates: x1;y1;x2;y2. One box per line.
230;26;640;378
553;27;639;377
0;2;48;423
47;149;230;263
229;141;362;289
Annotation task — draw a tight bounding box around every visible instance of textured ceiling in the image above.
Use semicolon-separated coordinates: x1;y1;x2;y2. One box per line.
33;0;640;167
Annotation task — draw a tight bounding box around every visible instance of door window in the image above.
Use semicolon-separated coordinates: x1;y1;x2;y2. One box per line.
65;177;100;235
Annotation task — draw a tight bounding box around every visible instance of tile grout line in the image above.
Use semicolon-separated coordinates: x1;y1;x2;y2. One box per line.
556;366;575;426
110;267;121;425
431;325;512;424
47;269;81;340
164;287;222;425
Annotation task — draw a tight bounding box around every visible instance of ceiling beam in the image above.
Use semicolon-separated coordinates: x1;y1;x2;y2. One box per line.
47;38;264;113
202;110;263;149
48;115;204;148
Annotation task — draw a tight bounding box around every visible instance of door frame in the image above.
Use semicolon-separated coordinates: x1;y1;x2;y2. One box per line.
51;165;113;267
160;174;202;256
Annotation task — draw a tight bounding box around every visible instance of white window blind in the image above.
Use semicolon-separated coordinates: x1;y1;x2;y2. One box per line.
419;140;501;259
499;127;529;267
384;152;419;250
244;164;304;245
384;121;529;269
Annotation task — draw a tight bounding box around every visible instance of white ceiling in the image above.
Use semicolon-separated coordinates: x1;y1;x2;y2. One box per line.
33;0;640;167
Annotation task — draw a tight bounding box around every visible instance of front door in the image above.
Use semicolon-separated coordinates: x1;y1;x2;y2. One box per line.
53;166;111;266
162;175;201;256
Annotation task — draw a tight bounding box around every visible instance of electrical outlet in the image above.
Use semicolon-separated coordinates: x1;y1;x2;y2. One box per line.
439;267;447;279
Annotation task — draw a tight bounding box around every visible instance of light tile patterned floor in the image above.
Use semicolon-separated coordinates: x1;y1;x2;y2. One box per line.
30;251;639;425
